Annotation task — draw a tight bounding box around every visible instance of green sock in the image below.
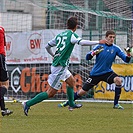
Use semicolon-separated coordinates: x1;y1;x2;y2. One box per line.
67;86;75;107
26;92;48;107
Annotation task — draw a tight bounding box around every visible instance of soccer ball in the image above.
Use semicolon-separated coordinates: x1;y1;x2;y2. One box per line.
130;47;133;57
13;99;17;103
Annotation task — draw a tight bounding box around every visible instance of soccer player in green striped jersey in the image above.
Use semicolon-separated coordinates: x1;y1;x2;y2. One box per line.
22;16;107;115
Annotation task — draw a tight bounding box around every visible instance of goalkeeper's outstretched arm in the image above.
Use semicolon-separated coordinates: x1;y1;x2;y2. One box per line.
86;46;104;60
124;47;132;63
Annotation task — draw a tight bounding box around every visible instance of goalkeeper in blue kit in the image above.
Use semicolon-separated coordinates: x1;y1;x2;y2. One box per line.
22;16;108;115
59;30;131;109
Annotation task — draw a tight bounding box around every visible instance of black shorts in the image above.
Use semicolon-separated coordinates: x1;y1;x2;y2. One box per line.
0;54;9;81
82;72;118;91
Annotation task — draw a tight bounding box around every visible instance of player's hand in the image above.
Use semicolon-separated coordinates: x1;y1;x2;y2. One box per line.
124;47;131;57
99;39;108;44
91;46;104;56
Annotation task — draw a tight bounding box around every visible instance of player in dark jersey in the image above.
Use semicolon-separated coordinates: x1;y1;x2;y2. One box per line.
59;30;131;109
0;26;13;116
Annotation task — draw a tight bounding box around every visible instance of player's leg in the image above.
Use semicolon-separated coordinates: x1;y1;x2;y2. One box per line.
22;65;78;115
23;85;58;116
0;85;6;111
58;69;82;108
59;76;98;108
65;75;82;110
58;89;86;107
0;54;13;116
65;75;76;107
105;72;123;109
22;65;63;116
23;86;58;116
58;90;86;107
113;77;123;109
0;81;13;116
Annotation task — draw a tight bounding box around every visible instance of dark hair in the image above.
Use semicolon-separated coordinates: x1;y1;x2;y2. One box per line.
67;16;78;29
105;30;116;37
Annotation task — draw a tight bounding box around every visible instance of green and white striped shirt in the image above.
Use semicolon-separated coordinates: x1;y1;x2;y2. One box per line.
48;30;82;67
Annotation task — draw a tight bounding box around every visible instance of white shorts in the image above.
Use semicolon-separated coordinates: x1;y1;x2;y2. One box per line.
48;65;72;90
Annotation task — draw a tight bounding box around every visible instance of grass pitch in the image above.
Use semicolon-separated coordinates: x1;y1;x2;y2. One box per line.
0;102;133;133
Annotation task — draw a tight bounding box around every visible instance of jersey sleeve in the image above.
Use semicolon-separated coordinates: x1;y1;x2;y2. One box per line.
116;45;130;63
0;27;5;45
45;37;56;57
47;37;56;47
70;33;82;44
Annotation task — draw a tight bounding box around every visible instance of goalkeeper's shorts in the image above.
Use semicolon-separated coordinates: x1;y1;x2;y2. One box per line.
82;71;118;91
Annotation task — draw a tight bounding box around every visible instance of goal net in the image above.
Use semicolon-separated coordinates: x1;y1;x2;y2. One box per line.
1;0;133;102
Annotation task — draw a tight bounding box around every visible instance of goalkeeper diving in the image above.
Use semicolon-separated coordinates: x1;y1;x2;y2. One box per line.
59;30;131;109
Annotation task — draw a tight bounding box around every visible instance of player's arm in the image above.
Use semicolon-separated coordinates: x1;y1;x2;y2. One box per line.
4;36;6;46
86;46;104;60
71;34;107;46
0;28;5;45
124;47;132;57
117;46;131;63
45;37;56;57
70;34;104;60
78;39;107;46
124;47;132;62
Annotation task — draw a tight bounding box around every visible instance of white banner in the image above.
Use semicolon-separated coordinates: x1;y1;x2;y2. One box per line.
6;29;82;64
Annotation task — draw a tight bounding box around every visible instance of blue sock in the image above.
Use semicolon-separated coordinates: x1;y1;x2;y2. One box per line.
114;85;121;106
74;92;81;100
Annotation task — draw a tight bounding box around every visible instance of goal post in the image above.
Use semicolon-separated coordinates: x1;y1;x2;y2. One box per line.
1;0;133;102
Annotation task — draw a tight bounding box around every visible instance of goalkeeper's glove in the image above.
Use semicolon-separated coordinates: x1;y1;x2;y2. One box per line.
124;47;131;57
91;46;104;56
